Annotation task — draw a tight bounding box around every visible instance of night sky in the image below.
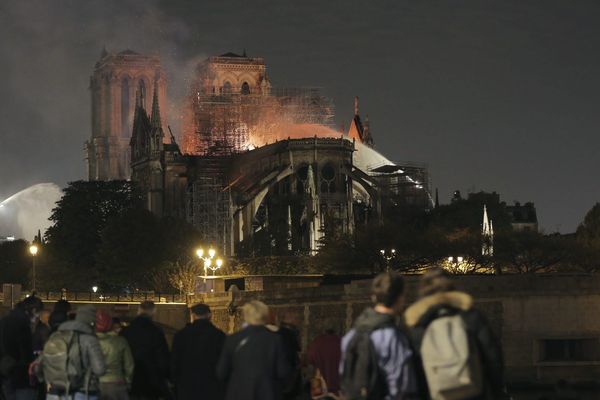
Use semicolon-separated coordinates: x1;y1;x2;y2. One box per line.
1;0;599;233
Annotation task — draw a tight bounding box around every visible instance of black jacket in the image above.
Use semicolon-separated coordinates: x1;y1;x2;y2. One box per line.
217;325;291;400
121;315;170;399
404;291;506;400
171;319;226;400
0;307;34;389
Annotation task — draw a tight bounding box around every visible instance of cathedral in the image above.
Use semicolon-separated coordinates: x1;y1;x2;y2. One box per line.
86;49;430;256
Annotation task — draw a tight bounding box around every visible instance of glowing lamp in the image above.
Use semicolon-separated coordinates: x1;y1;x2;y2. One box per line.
196;248;204;258
208;248;216;258
29;245;38;256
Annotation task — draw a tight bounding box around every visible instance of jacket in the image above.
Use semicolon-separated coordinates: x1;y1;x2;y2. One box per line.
307;333;341;394
97;332;134;385
404;291;506;400
0;307;35;389
56;319;107;392
217;325;291;400
120;315;170;398
341;308;419;400
171;319;226;400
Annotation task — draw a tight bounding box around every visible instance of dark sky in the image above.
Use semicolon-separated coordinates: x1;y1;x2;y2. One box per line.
1;0;599;233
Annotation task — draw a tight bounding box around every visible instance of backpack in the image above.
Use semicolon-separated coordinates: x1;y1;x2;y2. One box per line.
420;312;483;400
340;315;393;400
41;330;87;393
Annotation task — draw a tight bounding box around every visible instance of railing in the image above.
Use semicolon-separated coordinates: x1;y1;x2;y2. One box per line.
10;291;187;304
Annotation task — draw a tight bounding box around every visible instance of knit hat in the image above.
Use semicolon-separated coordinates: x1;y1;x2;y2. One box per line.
96;309;112;333
75;305;97;326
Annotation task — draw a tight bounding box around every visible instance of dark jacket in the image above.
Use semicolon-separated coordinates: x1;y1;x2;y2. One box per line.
404;291;506;400
121;315;170;399
217;325;291;400
171;319;226;400
307;333;341;394
52;319;107;392
0;307;34;389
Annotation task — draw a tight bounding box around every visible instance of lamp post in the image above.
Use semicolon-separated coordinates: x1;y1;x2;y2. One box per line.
379;248;396;272
196;247;224;277
447;256;465;273
29;244;38;292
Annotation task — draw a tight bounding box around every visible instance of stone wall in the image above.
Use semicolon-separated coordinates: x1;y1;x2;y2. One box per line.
194;274;600;387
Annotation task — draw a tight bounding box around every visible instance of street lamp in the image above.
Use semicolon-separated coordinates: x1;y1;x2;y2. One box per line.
92;286;98;293
29;244;38;292
380;248;396;272
196;247;224;277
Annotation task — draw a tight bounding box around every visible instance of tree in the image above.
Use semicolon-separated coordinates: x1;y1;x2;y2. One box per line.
577;203;600;241
0;240;32;286
43;180;142;286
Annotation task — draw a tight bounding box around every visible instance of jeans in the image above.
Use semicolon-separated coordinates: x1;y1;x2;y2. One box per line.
98;383;129;400
46;393;98;400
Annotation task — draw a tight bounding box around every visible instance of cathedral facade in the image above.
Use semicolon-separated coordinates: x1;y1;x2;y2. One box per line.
87;50;431;256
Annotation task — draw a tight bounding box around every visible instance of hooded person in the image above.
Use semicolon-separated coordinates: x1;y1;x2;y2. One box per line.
404;268;507;400
96;310;134;400
42;304;106;400
217;301;291;400
0;295;43;400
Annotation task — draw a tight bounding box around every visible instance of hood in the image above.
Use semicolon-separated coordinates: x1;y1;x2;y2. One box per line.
404;291;473;328
58;319;95;335
354;307;396;330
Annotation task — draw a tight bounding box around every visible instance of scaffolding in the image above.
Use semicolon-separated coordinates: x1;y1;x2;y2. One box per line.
187;158;232;255
185;87;335;156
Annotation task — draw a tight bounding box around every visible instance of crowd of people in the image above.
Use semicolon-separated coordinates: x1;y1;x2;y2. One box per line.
0;268;578;400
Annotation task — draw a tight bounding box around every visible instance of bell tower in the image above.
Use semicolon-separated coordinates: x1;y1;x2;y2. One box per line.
86;48;167;180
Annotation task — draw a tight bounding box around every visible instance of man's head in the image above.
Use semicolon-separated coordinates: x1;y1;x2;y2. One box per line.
40;310;50;325
75;305;97;328
138;301;156;318
19;295;43;320
419;267;455;297
96;309;112;333
242;301;270;326
190;303;211;322
371;272;405;315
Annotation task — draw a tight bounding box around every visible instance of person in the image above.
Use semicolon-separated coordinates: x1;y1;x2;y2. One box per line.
171;303;226;400
306;329;341;397
277;318;303;400
111;318;122;335
48;301;71;333
33;310;51;355
340;272;419;400
0;296;43;400
404;268;506;400
120;301;170;400
41;304;106;400
96;310;134;400
217;301;291;400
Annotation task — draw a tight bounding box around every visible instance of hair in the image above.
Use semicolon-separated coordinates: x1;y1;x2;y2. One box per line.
190;303;211;318
419;267;455;297
139;301;155;313
20;295;43;314
242;301;270;326
53;299;71;314
371;272;405;307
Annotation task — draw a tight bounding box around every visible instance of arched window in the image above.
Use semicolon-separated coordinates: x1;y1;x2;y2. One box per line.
138;80;146;109
241;82;250;95
222;81;232;95
320;164;337;193
120;78;130;138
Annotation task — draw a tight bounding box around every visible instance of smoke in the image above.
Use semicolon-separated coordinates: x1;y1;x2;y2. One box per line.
0;0;200;194
0;183;62;240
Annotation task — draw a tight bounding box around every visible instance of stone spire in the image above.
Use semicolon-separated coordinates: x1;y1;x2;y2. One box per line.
150;79;161;129
482;205;494;256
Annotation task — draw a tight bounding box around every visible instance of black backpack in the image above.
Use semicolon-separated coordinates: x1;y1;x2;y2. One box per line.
340;312;395;400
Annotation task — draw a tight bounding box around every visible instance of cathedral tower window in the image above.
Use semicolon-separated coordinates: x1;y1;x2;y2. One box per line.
121;78;129;137
222;81;232;95
241;82;250;95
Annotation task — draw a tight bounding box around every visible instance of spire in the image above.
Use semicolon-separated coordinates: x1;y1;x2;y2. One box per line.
435;188;440;208
482;205;494;256
242;48;247;57
354;96;359;116
150;79;161;129
100;45;108;59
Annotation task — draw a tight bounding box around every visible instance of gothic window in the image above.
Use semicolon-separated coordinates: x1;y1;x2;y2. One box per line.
138;80;146;108
320;163;336;193
120;78;130;138
296;164;309;193
241;82;250;95
223;81;232;95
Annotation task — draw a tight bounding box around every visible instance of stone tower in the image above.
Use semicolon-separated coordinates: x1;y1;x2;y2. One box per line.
86;49;167;180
